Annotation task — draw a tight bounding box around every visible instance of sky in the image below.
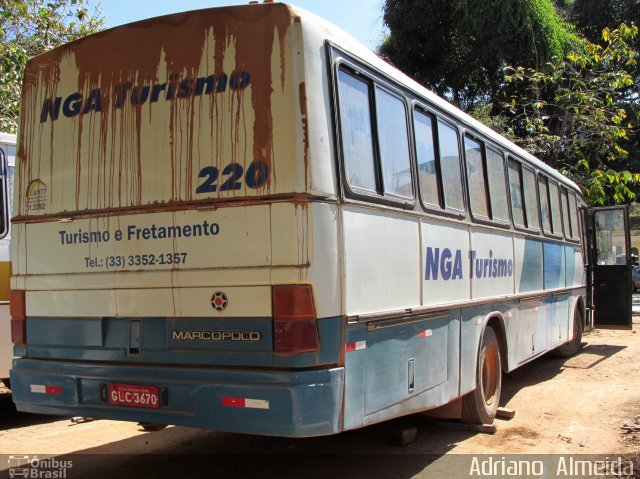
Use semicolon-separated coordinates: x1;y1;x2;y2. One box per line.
89;0;387;50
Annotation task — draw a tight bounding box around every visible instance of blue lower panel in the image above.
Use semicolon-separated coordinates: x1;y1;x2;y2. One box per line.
10;359;344;438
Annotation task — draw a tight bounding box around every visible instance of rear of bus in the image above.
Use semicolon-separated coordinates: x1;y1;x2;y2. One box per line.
9;3;344;437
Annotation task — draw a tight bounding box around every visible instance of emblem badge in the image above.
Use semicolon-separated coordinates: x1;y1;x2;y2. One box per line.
211;291;228;311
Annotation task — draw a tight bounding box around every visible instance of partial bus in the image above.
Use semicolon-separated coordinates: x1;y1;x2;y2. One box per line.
9;2;631;436
0;133;14;389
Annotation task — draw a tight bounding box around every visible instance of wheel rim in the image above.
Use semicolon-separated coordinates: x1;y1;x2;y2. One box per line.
481;346;498;406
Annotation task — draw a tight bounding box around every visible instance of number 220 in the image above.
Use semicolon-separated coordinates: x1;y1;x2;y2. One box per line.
196;161;270;194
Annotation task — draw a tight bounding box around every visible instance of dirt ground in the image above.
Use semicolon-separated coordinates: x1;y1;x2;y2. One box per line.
0;315;639;478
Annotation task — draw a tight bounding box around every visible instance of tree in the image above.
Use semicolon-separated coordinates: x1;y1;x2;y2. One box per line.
500;24;640;205
379;0;579;111
571;0;640;43
0;0;104;134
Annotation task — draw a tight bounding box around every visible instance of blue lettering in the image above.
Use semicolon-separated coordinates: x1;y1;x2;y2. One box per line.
230;70;251;90
62;92;83;118
441;248;452;280
82;89;102;114
150;83;166;103
426;247;463;281
130;86;150;105
425;247;439;280
41;69;251;123
40;97;62;122
177;79;193;98
452;250;463;279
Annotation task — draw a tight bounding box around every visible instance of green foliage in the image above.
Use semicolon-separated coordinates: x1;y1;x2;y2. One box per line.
500;24;640;205
0;0;104;133
571;0;640;43
379;0;580;110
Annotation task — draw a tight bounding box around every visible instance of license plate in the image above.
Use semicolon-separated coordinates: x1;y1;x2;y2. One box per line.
108;383;160;409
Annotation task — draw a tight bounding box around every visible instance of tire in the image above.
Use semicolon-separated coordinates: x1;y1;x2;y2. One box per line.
138;423;168;432
461;326;502;425
553;307;584;358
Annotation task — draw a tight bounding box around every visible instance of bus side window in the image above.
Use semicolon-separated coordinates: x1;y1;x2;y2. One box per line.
337;69;378;193
438;122;464;211
464;135;489;218
414;109;440;208
507;158;525;227
569;193;579;240
548;180;563;236
560;188;572;239
522;167;540;230
374;87;413;198
538;176;552;234
0;146;7;239
486;147;509;222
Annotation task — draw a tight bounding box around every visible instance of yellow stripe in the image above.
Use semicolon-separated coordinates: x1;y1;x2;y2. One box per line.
0;261;11;301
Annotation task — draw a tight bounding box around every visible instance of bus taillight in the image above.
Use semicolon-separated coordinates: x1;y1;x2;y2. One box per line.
10;290;27;345
272;285;320;354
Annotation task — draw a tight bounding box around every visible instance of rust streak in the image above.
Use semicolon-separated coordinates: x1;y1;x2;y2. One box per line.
17;4;297;221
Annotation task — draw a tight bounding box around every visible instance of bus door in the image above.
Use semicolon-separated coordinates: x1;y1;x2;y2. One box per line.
589;206;632;329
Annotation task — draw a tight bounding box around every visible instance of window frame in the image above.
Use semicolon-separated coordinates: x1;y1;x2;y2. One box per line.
413;102;467;219
461;132;511;228
560;187;581;243
485;145;511;225
537;173;564;239
506;156;541;234
568;191;581;242
334;61;416;210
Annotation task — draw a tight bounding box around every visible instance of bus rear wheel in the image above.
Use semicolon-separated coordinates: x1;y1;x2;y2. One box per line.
553;307;584;358
462;327;502;425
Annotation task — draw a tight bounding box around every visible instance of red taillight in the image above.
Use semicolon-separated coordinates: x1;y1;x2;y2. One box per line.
10;290;27;345
272;285;320;355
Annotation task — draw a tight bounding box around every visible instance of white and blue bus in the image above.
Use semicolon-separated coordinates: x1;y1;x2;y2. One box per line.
7;2;631;436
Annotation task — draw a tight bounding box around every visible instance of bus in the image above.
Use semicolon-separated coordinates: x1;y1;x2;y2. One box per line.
0;132;14;389
7;2;631;436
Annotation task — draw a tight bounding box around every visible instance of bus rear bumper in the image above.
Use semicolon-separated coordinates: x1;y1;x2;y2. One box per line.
10;358;344;437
